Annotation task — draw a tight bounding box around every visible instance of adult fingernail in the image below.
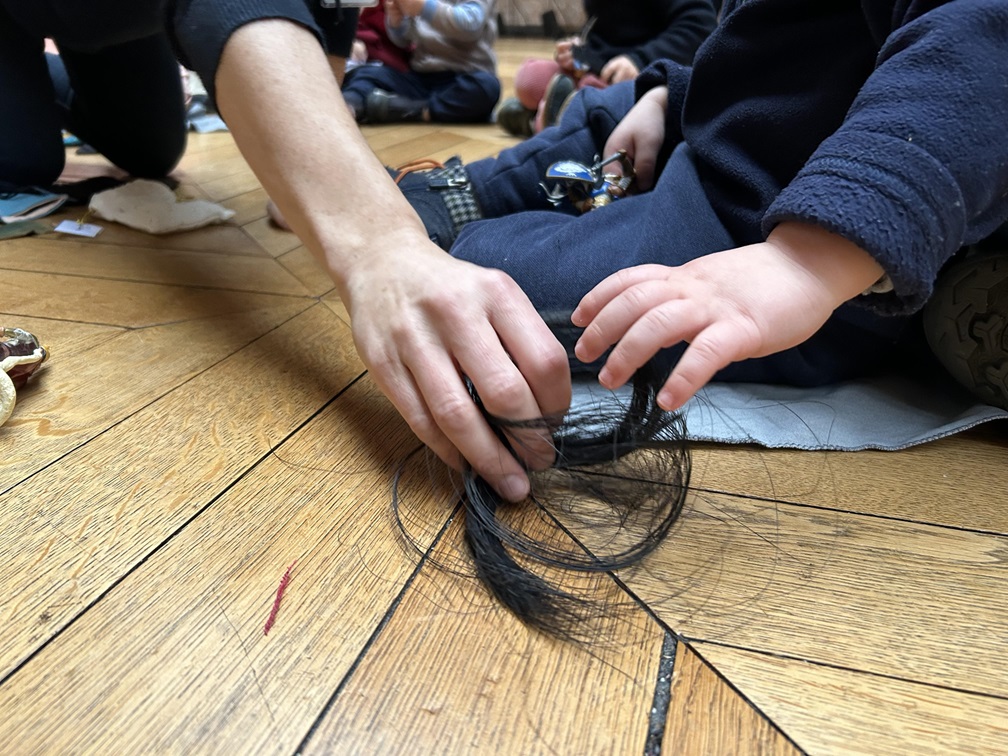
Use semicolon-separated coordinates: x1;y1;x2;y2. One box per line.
499;474;529;502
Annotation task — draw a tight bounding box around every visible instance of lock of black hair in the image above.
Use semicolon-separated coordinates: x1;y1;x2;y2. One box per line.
459;358;691;641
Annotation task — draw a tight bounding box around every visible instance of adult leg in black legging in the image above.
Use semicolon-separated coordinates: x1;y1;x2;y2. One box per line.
0;2;186;192
54;34;187;181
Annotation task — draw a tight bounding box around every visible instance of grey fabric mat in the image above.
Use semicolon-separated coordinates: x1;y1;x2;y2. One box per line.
572;372;1008;451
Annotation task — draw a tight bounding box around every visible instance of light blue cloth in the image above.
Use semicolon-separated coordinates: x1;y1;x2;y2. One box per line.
573;371;1007;451
0;188;67;223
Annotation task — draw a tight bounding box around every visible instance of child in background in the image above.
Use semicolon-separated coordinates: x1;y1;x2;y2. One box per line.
342;0;500;124
346;4;411;74
496;0;716;137
392;0;1008;411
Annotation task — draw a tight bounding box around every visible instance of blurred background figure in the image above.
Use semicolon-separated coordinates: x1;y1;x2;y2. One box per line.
342;0;501;124
496;0;716;137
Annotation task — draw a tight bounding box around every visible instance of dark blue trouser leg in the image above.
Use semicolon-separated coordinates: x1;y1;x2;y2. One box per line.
344;66;501;122
454;124;909;387
0;4;63;189
425;71;500;122
466;81;637;217
342;65;424;105
56;34;187;179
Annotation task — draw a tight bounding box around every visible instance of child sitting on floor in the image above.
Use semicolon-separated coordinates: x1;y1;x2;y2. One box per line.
391;0;1008;411
496;0;717;137
343;0;500;124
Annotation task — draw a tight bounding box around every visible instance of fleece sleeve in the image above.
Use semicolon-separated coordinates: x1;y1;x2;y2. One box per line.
763;0;1008;314
635;59;694;153
626;0;717;69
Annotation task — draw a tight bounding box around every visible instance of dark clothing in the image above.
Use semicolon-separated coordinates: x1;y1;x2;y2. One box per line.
578;0;717;72
453;0;1008;387
0;1;185;190
169;0;359;103
0;0;359;190
343;66;500;122
458;84;901;387
638;0;1008;315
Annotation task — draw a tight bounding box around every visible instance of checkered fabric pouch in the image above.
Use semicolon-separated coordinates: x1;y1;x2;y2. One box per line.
394;157;483;235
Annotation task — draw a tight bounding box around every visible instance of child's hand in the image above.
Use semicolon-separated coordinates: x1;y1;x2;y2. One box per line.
350;39;367;63
554;37;582;73
602;86;667;191
572;223;886;410
395;0;426;17
600;55;639;84
384;0;404;26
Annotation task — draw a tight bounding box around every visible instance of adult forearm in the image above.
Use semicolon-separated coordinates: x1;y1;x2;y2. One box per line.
214;19;428;293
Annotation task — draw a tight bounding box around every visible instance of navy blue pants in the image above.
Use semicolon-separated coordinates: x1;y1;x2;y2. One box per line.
342;65;500;123
453;83;912;386
0;2;186;192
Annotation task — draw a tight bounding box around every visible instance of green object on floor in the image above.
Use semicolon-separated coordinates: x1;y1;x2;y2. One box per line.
0;220;54;239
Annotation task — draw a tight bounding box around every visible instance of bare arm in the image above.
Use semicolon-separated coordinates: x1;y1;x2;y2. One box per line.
215;20;571;499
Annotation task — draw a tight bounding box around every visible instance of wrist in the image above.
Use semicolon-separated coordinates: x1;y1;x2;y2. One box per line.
639;84;668;110
766;222;885;305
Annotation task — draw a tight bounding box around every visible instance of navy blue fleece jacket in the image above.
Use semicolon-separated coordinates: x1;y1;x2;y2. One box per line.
637;0;1008;315
579;0;717;72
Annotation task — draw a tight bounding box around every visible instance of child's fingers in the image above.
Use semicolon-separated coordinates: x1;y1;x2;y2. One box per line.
656;321;758;410
595;300;707;389
572;265;670;326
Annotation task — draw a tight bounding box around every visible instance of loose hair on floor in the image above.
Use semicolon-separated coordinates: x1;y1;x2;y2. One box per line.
393;354;692;642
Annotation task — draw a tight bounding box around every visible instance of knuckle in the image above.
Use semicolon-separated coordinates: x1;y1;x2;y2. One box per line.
538;342;571;376
479;372;530;416
427;392;475;435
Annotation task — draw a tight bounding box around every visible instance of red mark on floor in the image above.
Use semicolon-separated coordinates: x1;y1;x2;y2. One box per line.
263;560;297;636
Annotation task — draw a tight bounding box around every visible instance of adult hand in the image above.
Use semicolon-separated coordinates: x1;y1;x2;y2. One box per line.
572;223;885;411
600;55;639;84
602;85;667;191
215;20;570;502
346;244;572;501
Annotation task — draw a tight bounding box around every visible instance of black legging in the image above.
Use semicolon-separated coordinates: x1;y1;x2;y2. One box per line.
0;2;186;192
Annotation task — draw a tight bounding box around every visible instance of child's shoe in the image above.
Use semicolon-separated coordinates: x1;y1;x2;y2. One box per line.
923;248;1008;409
390;157;483;251
365;89;428;123
495;97;535;137
539;73;577;131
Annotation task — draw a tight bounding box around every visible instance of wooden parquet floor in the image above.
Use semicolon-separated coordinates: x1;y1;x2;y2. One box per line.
1;38;1007;754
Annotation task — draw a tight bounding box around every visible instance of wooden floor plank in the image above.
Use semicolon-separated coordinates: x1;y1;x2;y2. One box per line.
240;214;305;258
688;430;1008;532
693;642;1008;755
304;515;666;755
0;301;310;485
608;492;1008;698
39;201;265;257
1;267;306;328
0;235;308;296
665;644;798;755
0;377;441;753
0;304;361;680
277;246;337;298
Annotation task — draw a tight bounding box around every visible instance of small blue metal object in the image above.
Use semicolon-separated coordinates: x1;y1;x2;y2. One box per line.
540;150;635;213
